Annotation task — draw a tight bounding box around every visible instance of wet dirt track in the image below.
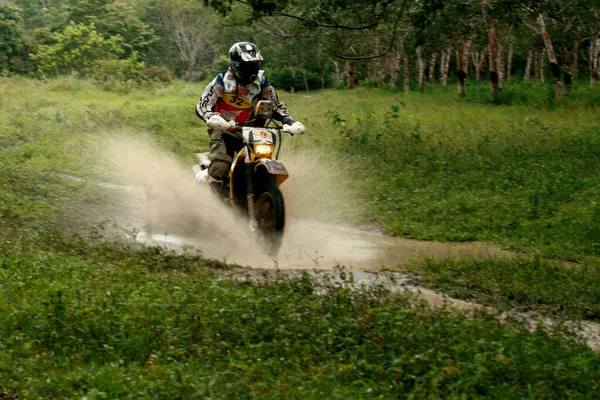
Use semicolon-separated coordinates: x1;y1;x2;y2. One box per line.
137;217;513;271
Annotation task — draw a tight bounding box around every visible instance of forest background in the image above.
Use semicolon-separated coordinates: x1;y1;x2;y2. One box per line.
2;0;600;100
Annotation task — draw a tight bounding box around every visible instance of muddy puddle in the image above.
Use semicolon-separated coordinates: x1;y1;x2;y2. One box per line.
137;218;513;271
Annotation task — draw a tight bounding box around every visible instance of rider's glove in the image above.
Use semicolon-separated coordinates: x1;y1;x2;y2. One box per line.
206;115;235;131
282;121;306;135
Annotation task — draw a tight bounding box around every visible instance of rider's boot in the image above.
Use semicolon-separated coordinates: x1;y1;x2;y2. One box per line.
208;178;229;203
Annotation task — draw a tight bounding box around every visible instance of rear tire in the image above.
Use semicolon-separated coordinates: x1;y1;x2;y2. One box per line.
254;183;285;256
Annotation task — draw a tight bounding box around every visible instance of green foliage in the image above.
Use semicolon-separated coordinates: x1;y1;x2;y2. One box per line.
0;2;27;73
34;22;144;81
67;0;157;58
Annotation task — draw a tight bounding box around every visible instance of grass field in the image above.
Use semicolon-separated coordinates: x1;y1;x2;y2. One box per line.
2;76;600;397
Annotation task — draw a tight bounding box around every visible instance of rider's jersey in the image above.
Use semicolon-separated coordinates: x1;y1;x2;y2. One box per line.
196;69;294;125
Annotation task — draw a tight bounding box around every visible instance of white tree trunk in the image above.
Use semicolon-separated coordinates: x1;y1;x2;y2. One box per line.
590;37;599;89
302;69;309;92
428;53;437;83
404;55;410;94
534;49;540;80
525;50;533;81
416;46;425;92
497;42;505;88
456;39;471;96
440;46;452;88
472;49;486;82
538;14;562;99
541;48;546;83
440;51;447;87
472;50;480;81
506;44;513;83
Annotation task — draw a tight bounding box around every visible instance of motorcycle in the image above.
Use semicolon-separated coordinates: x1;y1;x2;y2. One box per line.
193;100;299;256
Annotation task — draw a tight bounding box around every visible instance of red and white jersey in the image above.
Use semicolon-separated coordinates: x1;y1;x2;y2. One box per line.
196;69;294;125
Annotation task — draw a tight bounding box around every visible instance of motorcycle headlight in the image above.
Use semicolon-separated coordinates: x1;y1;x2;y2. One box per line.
254;144;274;158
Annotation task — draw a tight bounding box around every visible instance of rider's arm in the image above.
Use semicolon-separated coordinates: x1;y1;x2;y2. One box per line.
196;73;225;121
259;76;295;125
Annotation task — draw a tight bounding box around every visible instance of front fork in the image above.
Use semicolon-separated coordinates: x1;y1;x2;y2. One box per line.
244;162;257;232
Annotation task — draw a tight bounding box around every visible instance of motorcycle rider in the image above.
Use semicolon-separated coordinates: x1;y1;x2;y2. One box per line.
196;42;305;196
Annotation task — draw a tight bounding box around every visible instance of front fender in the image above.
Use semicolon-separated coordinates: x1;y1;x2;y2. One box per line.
255;159;289;186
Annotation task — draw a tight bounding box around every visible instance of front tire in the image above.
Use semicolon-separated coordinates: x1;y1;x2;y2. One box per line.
254;183;285;256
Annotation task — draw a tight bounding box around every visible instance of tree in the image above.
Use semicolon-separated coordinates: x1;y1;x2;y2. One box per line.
34;21;143;80
143;0;219;80
412;0;481;96
66;0;157;59
0;2;27;73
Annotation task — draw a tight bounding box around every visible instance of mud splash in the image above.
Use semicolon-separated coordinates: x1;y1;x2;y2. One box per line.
99;133;512;269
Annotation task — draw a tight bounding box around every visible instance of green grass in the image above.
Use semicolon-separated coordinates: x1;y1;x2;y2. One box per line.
3;76;600;397
1;236;599;398
404;257;600;319
297;82;600;261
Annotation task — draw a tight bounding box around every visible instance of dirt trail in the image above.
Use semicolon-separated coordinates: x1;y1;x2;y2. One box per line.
94;133;600;351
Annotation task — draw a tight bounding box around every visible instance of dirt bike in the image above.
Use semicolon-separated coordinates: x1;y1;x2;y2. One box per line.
193;100;299;256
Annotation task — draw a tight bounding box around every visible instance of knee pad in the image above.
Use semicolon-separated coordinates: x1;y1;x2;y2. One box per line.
208;159;230;181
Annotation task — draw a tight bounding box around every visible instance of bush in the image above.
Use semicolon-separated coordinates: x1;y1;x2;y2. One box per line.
94;52;145;83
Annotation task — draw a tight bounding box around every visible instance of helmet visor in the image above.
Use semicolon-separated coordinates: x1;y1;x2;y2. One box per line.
232;60;261;82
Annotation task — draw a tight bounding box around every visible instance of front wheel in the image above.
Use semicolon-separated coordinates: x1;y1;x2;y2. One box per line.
254;184;285;256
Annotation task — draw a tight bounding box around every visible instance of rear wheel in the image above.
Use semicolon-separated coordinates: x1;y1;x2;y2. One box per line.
254;184;285;256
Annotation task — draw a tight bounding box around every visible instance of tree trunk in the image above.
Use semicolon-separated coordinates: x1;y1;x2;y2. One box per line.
471;50;480;81
390;47;400;89
441;51;447;86
534;49;540;80
541;48;546;83
416;46;425;93
403;53;410;94
372;60;379;87
290;68;296;93
302;69;310;92
472;49;487;82
571;35;580;80
488;26;499;103
441;46;452;87
428;53;437;84
524;50;533;81
589;36;599;89
346;60;355;89
506;44;513;83
456;39;471;96
497;40;505;88
537;14;562;99
560;45;572;97
333;61;341;85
